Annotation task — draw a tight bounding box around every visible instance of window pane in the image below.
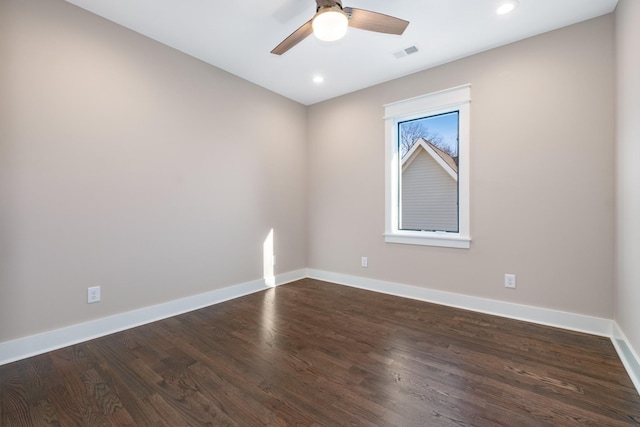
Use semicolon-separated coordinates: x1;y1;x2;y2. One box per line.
398;111;459;232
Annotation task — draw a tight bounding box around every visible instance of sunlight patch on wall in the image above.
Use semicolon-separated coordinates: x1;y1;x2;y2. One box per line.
263;228;275;287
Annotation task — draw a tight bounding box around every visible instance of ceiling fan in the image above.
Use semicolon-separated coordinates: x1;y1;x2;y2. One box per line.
271;0;409;55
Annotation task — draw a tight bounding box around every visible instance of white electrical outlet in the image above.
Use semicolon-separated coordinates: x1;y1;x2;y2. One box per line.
88;286;101;303
504;274;516;289
361;256;368;268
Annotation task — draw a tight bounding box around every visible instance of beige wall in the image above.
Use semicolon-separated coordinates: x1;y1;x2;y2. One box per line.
0;0;623;348
615;0;640;357
0;0;307;342
308;15;615;318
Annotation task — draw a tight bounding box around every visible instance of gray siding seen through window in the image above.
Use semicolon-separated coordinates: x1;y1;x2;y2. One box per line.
401;144;458;232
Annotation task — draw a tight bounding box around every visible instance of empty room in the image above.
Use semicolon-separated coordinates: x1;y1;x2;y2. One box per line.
1;0;639;425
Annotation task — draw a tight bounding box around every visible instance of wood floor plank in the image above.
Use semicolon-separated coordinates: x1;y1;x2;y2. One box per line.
48;347;111;426
1;370;32;427
1;278;639;426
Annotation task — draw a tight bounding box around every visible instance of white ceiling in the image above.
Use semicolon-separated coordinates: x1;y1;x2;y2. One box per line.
64;0;618;105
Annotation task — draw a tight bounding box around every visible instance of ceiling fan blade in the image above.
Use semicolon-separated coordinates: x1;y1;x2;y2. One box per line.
343;7;409;35
271;20;314;55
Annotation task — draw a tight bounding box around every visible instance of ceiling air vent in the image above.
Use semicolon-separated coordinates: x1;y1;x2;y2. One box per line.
393;45;419;59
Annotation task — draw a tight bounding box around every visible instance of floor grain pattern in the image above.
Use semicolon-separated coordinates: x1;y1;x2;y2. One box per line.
1;278;639;426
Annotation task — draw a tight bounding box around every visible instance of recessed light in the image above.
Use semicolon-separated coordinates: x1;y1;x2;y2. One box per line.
313;75;324;84
497;0;519;15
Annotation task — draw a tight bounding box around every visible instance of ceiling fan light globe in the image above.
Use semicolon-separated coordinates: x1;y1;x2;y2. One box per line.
312;8;349;42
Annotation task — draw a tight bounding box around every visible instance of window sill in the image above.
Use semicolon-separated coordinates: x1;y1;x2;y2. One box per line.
384;232;471;249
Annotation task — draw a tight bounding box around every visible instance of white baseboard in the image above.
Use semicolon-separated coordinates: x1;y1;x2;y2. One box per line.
275;268;308;286
307;269;612;336
611;322;640;394
0;269;307;366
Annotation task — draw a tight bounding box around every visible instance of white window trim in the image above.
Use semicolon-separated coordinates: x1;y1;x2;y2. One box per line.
384;84;471;249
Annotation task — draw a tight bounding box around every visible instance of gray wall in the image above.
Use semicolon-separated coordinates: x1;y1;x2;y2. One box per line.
307;15;615;318
615;0;640;359
0;0;308;342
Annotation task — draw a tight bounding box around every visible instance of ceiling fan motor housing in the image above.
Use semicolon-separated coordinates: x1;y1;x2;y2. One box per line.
316;0;343;12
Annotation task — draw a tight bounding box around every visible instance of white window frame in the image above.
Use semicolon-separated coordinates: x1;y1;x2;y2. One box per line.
384;84;471;249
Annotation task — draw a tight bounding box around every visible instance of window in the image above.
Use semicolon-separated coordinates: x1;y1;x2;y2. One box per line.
384;85;470;248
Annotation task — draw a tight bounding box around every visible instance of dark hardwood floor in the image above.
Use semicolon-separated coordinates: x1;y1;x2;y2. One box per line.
1;278;639;426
